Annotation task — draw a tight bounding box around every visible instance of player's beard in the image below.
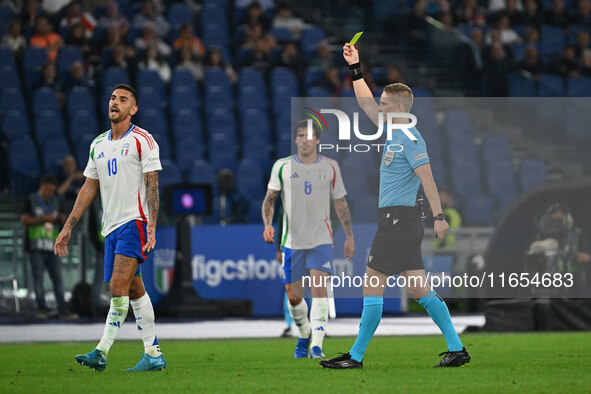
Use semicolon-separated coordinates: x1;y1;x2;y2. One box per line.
109;110;129;124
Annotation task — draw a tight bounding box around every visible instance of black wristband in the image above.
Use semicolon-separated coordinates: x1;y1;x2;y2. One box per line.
349;62;363;81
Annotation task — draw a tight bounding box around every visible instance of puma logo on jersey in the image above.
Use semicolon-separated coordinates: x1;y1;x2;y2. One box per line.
290;172;299;179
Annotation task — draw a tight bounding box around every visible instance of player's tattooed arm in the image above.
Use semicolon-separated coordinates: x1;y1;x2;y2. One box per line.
334;197;354;238
145;171;160;226
64;178;99;230
262;189;280;226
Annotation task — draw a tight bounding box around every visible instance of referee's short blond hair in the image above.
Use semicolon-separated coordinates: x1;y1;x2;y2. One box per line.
383;83;413;112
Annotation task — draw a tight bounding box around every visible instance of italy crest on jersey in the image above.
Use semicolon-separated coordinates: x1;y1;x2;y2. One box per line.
121;142;130;157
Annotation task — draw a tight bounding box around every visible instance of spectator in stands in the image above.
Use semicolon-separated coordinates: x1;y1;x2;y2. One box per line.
385;65;406;84
545;0;571;28
133;0;169;38
242;38;272;73
98;1;129;37
432;188;461;249
1;20;27;58
66;22;93;58
41;0;71;15
579;48;591;76
484;28;515;62
438;11;455;29
29;16;63;61
22;174;77;320
237;0;275;11
59;1;96;39
575;30;590;58
555;46;580;77
574;0;591;26
407;0;430;48
242;21;265;49
205;48;238;82
21;0;41;31
321;65;344;96
274;42;305;74
309;40;335;70
523;26;540;45
522;0;544;28
176;46;204;81
63;61;88;90
57;155;84;210
503;0;525;26
484;43;510;95
135;23;171;57
486;16;521;45
244;1;271;31
138;43;171;83
107;43;137;78
173;23;205;57
489;0;523;13
39;60;65;103
272;2;307;39
516;45;544;79
454;0;487;26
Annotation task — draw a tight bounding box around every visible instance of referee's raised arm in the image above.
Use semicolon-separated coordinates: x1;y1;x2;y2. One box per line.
342;43;380;126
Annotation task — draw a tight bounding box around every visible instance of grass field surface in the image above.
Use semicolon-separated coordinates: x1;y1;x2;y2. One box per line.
1;332;589;393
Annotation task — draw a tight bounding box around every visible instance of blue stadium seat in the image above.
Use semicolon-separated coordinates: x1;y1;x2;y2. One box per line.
75;134;96;169
103;67;130;90
170;89;201;115
33;88;61;115
270;27;294;43
305;67;324;88
539;25;566;63
57;46;83;76
270;67;298;92
241;110;271;142
201;3;228;31
0;47;16;68
0;88;26;113
238;87;268;112
136;109;167;138
209;134;238;171
241;139;273;172
451;168;484;199
35;111;65;145
0;65;19;90
171;68;197;91
300;27;326;58
236;159;264;200
538;73;565;96
520;158;547;192
463;194;494;226
508;73;536;97
70;110;99;144
67;87;95;116
486;165;519;202
139;89;165;112
203;26;230;51
42;137;71;173
307;87;331;97
1;110;30;142
9;135;40;197
155;134;172;160
208;112;237;138
23;47;48;75
172;110;204;141
204;69;231;94
168;3;193;29
238;67;265;91
176;135;205;172
137;69;166;97
188;159;216;184
158;159;183;193
567;76;591;96
569;25;590;44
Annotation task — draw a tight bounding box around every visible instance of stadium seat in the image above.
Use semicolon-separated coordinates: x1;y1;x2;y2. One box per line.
508;73;536;97
307;87;331;97
75;134;96;169
103;67;130;91
1;110;30;142
451;168;484;199
567;76;591;97
0;47;16;68
66;87;95;116
32;88;61;115
270;27;294;43
136;109;167;138
42;137;71;173
201;4;228;32
238;87;268;112
241;110;271;142
158;159;183;193
209;134;238;171
23;47;48;76
168;3;193;29
238;68;265;91
35;111;65;145
171;68;198;91
0;65;19;90
539;25;565;63
139;89;165;112
236;159;264;200
520;158;547;192
486;165;519;202
270;67;298;93
155;135;172;160
203;26;230;51
463;195;494;226
176;135;206;172
57;46;83;77
538;74;565;97
242;139;273;172
170;89;201;115
0;88;26;113
300;27;326;58
305;67;324;88
9;135;41;197
70;110;99;144
172;110;204;141
137;69;166;97
188;159;216;184
204;69;231;94
208;112;237;139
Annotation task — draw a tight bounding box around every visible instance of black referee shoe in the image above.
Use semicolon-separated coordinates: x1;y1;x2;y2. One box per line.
434;347;470;367
319;353;363;369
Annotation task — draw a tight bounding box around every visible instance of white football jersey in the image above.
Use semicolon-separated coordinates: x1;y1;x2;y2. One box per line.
83;124;162;236
268;155;347;250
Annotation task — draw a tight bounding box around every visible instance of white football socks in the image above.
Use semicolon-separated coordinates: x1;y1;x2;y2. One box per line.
288;299;311;338
130;293;161;357
97;296;129;356
310;297;329;349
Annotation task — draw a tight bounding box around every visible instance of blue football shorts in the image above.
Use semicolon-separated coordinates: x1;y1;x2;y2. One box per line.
281;244;334;284
103;220;148;282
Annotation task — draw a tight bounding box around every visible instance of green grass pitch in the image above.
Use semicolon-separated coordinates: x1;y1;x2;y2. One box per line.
1;332;590;393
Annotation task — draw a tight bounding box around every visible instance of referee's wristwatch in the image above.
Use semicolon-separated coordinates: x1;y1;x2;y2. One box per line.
433;213;446;221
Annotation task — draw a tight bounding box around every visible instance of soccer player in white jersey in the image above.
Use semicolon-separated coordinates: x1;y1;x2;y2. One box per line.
54;84;166;372
262;120;355;359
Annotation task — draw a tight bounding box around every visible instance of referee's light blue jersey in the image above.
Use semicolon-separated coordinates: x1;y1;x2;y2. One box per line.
379;126;430;208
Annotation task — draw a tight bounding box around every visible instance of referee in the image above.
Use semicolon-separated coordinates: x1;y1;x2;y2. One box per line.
320;43;470;369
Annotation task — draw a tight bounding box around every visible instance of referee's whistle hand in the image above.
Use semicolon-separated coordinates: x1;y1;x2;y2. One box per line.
263;225;274;244
434;220;450;240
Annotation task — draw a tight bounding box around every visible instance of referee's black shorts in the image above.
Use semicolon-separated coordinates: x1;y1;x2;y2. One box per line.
367;206;425;276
